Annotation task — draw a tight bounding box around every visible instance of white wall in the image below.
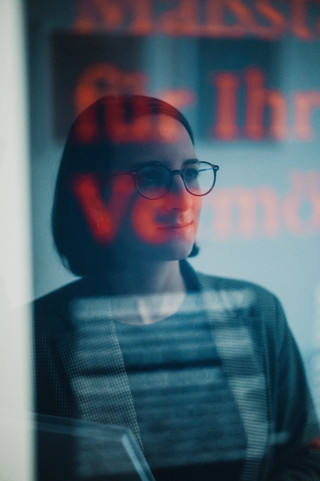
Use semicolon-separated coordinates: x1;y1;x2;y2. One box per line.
0;1;34;479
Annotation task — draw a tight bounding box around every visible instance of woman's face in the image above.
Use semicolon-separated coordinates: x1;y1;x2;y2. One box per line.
90;114;202;264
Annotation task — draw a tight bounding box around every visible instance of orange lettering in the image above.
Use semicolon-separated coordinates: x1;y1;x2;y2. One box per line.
105;96;187;143
245;68;288;140
74;63;147;116
204;0;225;36
294;92;320;139
158;0;200;35
73;0;126;32
155;88;196;141
291;0;313;39
156;88;196;111
73;0;153;34
73;172;320;243
225;0;259;29
267;91;288;139
211;187;280;238
132;198;171;245
254;0;287;38
72;174;135;243
72;0;320;39
129;0;153;34
105;96;151;142
132;192;197;244
283;172;320;235
205;0;259;37
212;73;239;140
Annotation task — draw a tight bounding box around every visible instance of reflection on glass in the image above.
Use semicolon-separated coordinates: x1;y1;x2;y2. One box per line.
33;95;320;481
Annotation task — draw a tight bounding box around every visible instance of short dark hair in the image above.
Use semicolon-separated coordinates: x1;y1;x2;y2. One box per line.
52;95;198;277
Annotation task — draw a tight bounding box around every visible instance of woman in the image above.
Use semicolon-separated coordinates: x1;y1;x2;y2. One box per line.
34;95;320;480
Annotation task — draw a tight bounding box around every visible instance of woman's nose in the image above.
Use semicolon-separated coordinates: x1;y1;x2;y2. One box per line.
167;174;193;211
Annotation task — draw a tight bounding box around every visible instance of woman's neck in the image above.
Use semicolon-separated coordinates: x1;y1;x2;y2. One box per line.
100;260;185;296
95;260;187;325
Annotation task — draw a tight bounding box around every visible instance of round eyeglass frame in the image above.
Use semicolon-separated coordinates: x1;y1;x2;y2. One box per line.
106;161;220;200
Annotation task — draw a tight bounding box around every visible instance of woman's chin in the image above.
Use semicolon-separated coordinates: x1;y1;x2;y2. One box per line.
142;240;195;262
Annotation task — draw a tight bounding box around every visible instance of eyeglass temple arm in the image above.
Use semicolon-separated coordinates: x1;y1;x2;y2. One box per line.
104;163;219;177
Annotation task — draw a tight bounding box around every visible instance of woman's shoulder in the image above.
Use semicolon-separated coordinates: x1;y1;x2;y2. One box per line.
33;278;92;334
34;279;84;308
192;267;283;323
196;269;274;295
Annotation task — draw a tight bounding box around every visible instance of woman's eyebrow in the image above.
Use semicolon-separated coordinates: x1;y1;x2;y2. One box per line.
130;158;200;171
130;160;163;170
183;158;199;166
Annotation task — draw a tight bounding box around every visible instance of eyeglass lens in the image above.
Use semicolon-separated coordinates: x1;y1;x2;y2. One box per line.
135;162;216;199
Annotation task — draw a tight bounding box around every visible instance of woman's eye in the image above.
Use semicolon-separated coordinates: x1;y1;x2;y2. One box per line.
143;171;160;182
184;167;199;181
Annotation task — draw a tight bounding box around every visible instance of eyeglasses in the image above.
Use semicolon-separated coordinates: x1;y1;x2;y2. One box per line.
106;161;219;200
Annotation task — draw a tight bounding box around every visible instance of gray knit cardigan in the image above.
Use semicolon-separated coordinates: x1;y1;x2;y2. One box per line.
34;261;320;480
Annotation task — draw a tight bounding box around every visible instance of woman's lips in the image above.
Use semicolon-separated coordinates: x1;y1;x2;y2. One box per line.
157;221;193;230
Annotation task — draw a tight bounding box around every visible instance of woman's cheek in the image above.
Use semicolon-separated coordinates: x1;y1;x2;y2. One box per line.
193;197;202;230
131;195;202;245
131;198;171;245
73;174;136;244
